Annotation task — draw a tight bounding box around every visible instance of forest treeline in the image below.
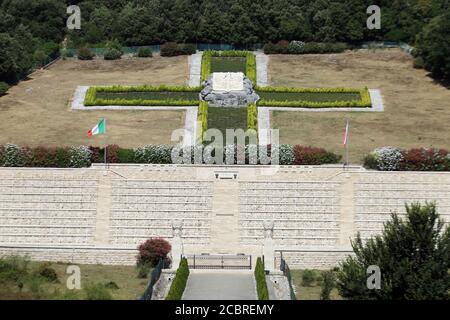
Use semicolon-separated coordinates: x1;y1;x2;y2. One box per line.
0;0;449;87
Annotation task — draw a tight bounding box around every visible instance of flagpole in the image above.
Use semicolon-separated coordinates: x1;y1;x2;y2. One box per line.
344;120;349;169
104;118;108;172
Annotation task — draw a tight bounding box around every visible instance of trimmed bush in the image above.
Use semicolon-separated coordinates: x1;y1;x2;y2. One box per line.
166;258;190;300
293;145;342;165
137;238;172;268
1;144;31;167
364;147;403;171
134;145;173;164
301;269;317;287
103;48;122;60
77;46;95;60
247;104;258;131
254;257;269;300
201;50;257;84
0;82;9;96
279;144;295;165
137;47;153;58
69;145;92;168
400;148;450;171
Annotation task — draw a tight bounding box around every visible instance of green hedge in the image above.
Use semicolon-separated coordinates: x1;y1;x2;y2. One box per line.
256;87;372;108
201;50;257;84
166;258;190;300
85;85;201;106
197;101;209;144
247;103;258;131
254;257;269;300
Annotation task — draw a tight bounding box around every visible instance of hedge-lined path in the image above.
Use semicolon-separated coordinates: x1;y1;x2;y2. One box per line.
182;271;257;300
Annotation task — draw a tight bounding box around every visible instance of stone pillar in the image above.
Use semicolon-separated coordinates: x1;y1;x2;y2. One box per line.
171;220;184;270
262;220;275;272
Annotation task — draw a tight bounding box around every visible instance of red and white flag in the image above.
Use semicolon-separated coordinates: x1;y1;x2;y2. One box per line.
343;121;349;146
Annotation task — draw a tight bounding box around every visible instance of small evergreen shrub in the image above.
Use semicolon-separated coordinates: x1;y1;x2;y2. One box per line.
137;47;153;58
0;82;9;96
68;145;92;168
301;269;317;287
103;48;122;60
293;145;341;165
254;257;269;300
166;258;190;300
34;263;59;283
320;271;335;300
83;282;113;300
77;46;95;60
1;144;31;167
134;145;173;164
137;238;172;267
279;144;295;165
160;43;196;57
366;147;403;171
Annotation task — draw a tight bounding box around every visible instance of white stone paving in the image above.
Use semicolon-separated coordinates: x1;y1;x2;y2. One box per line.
255;51;269;87
188;51;203;87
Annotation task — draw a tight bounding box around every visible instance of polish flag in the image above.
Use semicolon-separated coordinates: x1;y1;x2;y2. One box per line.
343;121;349;146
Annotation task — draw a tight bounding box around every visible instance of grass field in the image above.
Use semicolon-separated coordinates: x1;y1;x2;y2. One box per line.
0;261;149;300
211;57;247;73
257;91;361;102
290;270;342;300
270;49;450;163
207;107;248;141
96;90;200;101
0;56;188;148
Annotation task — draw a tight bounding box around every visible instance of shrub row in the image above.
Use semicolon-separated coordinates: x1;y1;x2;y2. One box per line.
0;144;92;168
254;257;269;300
264;41;348;55
200;51;257;84
197;101;209;144
256;87;372;108
137;47;153;58
0;144;342;167
247;104;258;131
364;147;450;171
160;42;196;57
84;85;201;107
165;258;190;300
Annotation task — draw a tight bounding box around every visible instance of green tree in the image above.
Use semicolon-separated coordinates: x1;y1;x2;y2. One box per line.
415;9;450;81
336;202;450;300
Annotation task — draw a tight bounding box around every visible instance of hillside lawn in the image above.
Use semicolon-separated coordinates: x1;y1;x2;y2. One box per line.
270;49;450;163
0;56;188;148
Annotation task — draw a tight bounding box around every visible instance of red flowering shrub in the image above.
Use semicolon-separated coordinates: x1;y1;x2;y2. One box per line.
400;148;450;171
137;238;172;267
293;145;341;165
30;146;70;167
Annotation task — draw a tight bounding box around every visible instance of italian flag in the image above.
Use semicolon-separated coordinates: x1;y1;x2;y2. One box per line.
88;119;106;137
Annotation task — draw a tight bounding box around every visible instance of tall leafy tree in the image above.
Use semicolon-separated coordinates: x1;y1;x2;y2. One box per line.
337;202;450;300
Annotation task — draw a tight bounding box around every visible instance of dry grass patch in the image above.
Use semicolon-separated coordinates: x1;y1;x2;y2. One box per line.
0;56;189;148
269;49;450;163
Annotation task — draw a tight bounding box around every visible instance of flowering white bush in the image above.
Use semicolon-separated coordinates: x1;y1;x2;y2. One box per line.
246;144;258;165
289;40;305;51
1;143;30;167
372;146;403;171
279;144;295;165
69;145;92;168
134;145;173;164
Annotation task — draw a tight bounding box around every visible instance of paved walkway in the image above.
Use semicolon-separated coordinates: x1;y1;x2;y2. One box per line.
182;272;257;300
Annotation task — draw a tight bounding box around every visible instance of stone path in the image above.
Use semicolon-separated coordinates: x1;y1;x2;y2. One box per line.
255;52;269;87
188;52;203;87
182;271;257;300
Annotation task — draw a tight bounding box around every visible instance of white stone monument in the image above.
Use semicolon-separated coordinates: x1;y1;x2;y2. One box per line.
262;220;275;272
212;72;244;91
170;220;184;270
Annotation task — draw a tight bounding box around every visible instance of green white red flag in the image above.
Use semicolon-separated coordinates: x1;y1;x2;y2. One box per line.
88;119;106;137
